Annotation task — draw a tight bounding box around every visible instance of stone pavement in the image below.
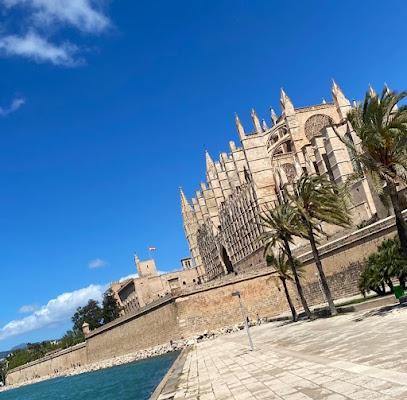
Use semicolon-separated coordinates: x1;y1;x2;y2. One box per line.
168;304;407;399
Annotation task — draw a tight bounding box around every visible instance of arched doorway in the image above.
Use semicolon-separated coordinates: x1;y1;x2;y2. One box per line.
221;246;234;274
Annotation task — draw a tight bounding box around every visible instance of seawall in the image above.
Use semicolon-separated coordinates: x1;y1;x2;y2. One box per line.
7;213;402;385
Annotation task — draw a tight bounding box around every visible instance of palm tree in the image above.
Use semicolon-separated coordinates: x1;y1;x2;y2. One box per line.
377;237;407;289
258;203;312;318
358;254;387;296
342;87;407;261
285;173;352;316
266;251;300;322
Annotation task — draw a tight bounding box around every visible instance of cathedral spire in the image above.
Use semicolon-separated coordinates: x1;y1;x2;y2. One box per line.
280;88;294;115
332;79;342;96
331;78;351;119
251;108;262;133
384;82;398;111
235;113;245;140
262;119;268;132
369;84;378;98
205;150;214;172
270;107;278;125
180;186;193;215
331;79;349;104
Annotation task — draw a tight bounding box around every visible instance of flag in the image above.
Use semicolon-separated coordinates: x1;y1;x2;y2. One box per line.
149;247;156;251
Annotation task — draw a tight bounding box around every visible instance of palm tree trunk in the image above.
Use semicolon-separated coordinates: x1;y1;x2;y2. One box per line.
381;282;386;294
305;222;337;316
283;239;312;318
399;276;406;289
388;181;407;262
280;277;297;322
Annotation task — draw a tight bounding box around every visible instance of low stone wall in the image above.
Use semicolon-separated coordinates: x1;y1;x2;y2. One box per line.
6;343;87;386
86;297;180;364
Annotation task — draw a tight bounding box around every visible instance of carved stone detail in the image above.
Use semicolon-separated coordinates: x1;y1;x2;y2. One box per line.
304;114;332;141
281;163;296;183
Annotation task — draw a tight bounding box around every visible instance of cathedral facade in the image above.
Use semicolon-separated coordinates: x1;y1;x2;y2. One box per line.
180;81;383;283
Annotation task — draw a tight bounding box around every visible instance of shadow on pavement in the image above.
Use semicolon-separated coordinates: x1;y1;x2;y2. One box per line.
352;303;406;322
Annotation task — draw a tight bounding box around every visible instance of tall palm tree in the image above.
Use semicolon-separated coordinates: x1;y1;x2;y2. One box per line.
258;203;312;318
285;173;352;316
266;251;300;322
342;87;407;261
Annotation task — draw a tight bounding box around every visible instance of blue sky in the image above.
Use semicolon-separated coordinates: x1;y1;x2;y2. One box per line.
0;0;406;350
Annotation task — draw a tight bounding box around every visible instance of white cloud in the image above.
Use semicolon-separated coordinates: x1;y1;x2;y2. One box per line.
88;258;109;269
118;270;167;282
0;32;81;66
0;0;111;66
18;303;40;314
118;273;138;282
2;0;110;33
0;284;108;342
0;97;25;116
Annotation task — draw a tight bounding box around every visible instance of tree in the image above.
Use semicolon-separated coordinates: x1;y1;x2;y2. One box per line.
60;330;84;349
258;203;312;318
101;288;122;324
358;254;387;296
6;349;32;370
377;237;407;289
358;236;407;296
285;173;352;316
72;299;102;332
0;360;7;385
266;251;300;322
342;86;407;261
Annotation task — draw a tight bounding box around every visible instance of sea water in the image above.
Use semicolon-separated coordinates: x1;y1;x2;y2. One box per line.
0;351;179;400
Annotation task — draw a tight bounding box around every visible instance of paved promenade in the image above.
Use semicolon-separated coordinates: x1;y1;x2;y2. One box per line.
168;304;407;399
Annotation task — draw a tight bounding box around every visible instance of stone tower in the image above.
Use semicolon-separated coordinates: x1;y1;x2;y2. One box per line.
134;252;158;278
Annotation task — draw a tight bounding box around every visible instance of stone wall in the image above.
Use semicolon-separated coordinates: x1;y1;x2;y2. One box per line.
85;297;180;364
8;213;404;386
175;270;290;338
6;343;87;385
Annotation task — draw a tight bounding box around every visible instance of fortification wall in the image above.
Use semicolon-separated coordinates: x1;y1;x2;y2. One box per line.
6;343;87;386
7;213;404;386
174;214;404;337
85;297;180;364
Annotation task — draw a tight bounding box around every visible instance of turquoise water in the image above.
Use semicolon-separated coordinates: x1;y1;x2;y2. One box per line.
0;351;179;400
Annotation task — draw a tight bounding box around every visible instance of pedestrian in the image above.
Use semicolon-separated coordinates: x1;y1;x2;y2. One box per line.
257;313;261;325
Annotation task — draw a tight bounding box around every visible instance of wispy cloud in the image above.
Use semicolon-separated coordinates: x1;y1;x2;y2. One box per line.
2;0;111;33
0;284;108;342
88;258;109;269
0;32;81;66
0;97;25;116
0;0;111;66
18;303;40;314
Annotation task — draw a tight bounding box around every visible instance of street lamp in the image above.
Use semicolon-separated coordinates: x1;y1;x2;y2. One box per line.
232;291;254;351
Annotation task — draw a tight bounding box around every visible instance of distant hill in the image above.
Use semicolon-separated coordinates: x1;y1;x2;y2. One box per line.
0;343;28;359
11;343;27;351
